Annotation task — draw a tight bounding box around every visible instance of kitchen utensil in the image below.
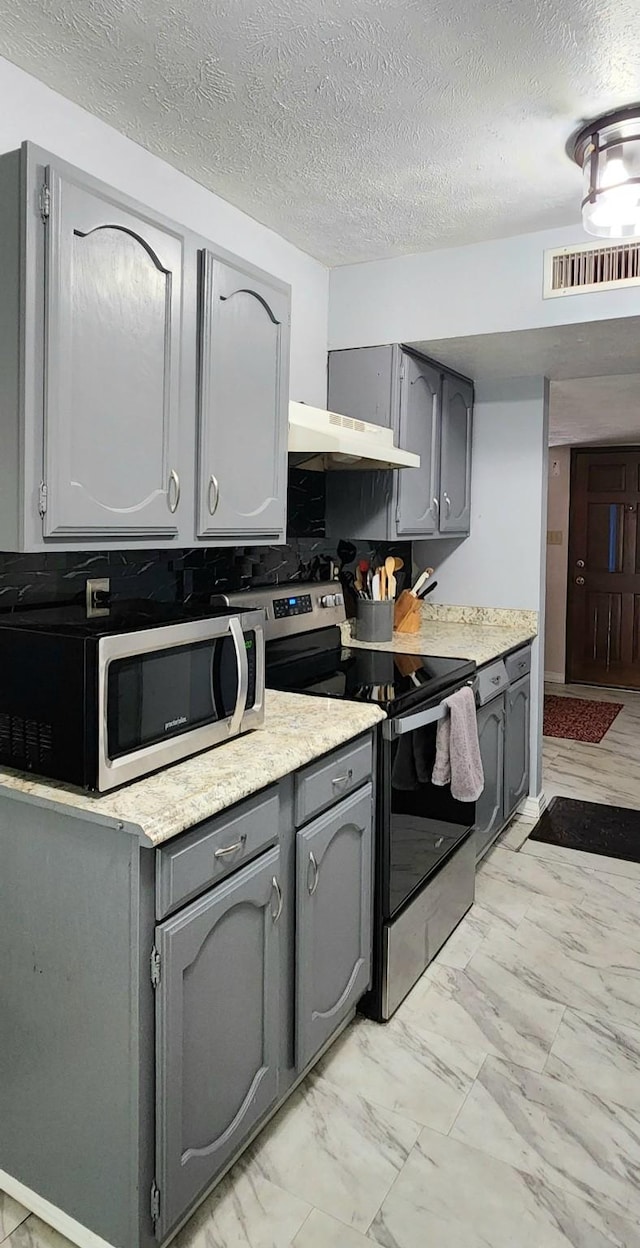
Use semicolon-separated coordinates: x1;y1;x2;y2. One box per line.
417;578;438;599
393;557;404;572
372;572;381;601
385;556;395;582
337;540;357;568
411;567;434;597
393;590;422;634
379;566;387;601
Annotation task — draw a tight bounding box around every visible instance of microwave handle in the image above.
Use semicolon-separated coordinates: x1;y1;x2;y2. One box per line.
227;616;249;737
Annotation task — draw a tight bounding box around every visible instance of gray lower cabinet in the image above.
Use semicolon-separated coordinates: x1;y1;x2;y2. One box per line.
504;674;531;818
326;345;473;541
155;845;282;1239
296;785;373;1069
475;695;506;859
196;252;290;541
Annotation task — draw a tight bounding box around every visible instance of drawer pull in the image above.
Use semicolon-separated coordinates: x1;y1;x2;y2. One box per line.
308;851;319;895
490;675;502;685
214;834;247;859
434;836;444;848
519;660;526;669
271;876;283;922
332;768;353;787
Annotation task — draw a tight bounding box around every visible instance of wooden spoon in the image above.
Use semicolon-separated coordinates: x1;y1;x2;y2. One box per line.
385;556;397;601
393;556;404;572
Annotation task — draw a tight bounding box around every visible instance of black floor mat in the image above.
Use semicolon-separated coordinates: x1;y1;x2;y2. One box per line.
529;797;640;863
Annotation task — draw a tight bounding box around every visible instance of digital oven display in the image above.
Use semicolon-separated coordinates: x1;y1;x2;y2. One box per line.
273;593;313;619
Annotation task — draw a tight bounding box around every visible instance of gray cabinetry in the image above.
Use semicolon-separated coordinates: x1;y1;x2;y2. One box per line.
475;695;506;860
196;251;290;541
504;674;531;818
326;345;473;541
155;844;282;1238
43;165;185;542
296;784;373;1070
440;374;473;534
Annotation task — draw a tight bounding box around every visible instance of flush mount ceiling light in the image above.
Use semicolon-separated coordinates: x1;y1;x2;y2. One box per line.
572;106;640;238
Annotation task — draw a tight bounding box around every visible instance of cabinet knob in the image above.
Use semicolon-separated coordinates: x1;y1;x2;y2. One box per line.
168;469;180;514
208;474;220;516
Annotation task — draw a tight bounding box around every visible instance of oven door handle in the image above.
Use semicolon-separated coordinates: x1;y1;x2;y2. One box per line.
383;703;447;738
227;616;249;737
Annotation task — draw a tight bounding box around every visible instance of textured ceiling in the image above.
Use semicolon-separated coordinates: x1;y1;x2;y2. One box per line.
1;0;640;264
550;375;640;446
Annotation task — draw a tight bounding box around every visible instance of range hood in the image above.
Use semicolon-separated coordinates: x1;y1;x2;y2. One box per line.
288;401;420;471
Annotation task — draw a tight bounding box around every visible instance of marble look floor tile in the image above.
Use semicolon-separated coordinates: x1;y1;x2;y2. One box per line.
5;1217;73;1248
497;815;536;851
292;1210;372;1247
370;1125;640;1248
469;920;640;1026
245;1070;420;1233
523;836;640;880
451;1056;640;1224
545;1009;640;1110
172;1163;310;1247
316;1014;484;1134
478;845;602;905
402;960;565;1072
0;1195;29;1244
522;896;640;968
431;903;507;969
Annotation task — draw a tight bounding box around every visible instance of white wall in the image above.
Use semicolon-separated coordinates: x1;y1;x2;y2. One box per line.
415;377;550;798
329;223;640;350
0;56;329;405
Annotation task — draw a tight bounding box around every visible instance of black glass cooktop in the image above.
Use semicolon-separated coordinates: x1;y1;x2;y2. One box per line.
266;629;475;716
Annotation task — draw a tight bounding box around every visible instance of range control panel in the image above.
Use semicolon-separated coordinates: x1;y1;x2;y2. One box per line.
216;582;346;641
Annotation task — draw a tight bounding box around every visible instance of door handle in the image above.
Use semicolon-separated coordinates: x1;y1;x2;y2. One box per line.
432;497;440;521
214;835;246;859
576;559;585;568
208;474;220;516
227;616;249;737
271;876;283;923
443;491;451;517
331;768;353;788
576;576;585;586
308;851;319;895
168;469;180;513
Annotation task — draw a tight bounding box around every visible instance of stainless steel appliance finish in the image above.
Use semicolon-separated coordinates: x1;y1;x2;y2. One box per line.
232;581;477;1021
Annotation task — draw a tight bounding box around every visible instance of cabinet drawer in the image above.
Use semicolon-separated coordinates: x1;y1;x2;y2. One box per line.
294;736;373;828
505;646;532;682
156;788;279;918
477;659;509;704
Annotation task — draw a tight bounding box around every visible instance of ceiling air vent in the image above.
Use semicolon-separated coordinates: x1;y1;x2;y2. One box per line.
544;241;640;298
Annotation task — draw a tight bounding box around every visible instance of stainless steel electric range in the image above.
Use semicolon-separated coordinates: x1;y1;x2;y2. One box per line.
217;581;478;1020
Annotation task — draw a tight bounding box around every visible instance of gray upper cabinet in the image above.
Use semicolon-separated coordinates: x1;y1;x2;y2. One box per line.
440;375;473;535
504;674;531;818
296;785;373;1071
396;354;440;536
326;345;473;542
43;166;184;541
155;845;282;1238
475;695;505;860
197;251;290;541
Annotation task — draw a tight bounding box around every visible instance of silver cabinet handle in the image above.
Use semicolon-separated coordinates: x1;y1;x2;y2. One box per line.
443;491;451;517
434;836;444;848
308;851;319;896
331;768;353;788
208;474;220;516
227;616;249;738
214;834;246;859
490;674;502;684
433;497;440;519
271;876;283;923
168;469;180;513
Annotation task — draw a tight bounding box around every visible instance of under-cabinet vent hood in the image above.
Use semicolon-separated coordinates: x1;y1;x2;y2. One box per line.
288;402;420;471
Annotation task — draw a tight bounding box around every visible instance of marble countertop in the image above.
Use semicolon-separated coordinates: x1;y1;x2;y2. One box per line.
0;691;385;847
342;603;537;666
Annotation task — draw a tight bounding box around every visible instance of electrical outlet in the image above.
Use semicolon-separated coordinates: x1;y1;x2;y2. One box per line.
86;577;111;618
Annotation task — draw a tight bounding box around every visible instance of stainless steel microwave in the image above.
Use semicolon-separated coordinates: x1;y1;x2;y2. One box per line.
0;601;265;791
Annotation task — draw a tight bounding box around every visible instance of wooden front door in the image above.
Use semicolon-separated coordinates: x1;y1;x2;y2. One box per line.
567;448;640;689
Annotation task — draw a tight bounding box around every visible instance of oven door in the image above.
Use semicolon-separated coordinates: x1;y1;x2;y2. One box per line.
97;611;264;791
380;690;476;921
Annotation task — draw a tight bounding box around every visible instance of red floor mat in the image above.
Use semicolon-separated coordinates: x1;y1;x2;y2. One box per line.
543;695;624;744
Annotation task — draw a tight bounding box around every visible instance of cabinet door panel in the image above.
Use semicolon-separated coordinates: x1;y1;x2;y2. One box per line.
440;375;473;534
296;786;372;1071
504;675;530;818
43;168;183;539
396;354;441;536
156;846;281;1238
197;253;290;539
474;696;505;859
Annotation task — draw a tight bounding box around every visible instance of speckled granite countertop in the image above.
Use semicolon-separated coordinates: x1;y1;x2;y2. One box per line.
0;691;385;846
342;603;538;666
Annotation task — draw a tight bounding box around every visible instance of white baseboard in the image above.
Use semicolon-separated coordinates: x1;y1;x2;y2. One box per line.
519;792;547;821
544;671;565;684
0;1169;114;1248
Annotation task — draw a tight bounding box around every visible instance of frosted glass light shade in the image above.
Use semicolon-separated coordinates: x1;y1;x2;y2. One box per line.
574;110;640;239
